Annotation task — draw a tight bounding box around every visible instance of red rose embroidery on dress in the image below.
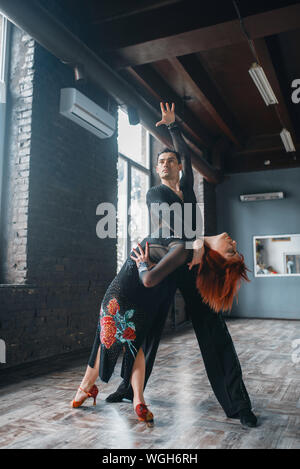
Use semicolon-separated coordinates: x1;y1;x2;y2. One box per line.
99;304;137;356
107;298;120;316
122;327;136;341
100;316;117;349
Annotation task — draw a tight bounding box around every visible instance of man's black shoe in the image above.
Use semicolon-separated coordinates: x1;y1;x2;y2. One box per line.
239;409;258;427
105;391;133;403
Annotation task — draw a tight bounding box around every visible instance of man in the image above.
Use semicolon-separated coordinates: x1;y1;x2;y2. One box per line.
107;103;257;428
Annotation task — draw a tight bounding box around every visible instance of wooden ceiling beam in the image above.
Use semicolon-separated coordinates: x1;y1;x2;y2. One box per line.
232;134;296;156
169;56;244;147
109;4;300;68
0;0;223;184
225;146;300;173
90;0;182;24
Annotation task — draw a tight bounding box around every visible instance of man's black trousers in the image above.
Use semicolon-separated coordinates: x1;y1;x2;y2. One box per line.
116;263;252;418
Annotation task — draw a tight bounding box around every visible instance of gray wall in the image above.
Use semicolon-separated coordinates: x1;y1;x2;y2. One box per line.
216;167;300;319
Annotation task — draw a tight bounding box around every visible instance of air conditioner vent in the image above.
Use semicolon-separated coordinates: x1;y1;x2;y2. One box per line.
240;192;284;202
60;88;116;139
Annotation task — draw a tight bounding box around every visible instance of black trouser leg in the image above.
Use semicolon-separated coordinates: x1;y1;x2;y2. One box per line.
176;265;252;418
109;264;252;417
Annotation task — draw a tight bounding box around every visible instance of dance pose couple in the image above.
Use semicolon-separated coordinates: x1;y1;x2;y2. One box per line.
71;103;257;428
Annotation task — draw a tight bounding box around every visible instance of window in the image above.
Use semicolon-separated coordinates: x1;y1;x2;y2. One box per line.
0;14;10;221
117;108;150;272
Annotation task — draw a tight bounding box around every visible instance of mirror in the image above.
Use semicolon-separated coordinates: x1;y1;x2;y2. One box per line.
254;234;300;277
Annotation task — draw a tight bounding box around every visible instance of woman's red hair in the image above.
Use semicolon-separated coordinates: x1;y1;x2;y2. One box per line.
196;245;251;313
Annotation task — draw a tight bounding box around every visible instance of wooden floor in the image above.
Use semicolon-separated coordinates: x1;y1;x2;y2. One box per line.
0;318;299;449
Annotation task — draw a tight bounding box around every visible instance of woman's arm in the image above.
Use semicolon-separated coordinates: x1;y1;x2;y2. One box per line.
130;242;189;288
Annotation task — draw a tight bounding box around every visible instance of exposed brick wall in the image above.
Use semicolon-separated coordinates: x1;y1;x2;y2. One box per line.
0;25;118;370
0;28;34;284
0;284;102;365
28;43;117;286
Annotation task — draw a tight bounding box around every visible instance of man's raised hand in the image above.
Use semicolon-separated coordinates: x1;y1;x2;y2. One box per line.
155;102;175;127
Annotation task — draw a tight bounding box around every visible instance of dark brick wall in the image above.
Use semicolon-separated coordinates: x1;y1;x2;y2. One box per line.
0;24;118;369
28;43;117;286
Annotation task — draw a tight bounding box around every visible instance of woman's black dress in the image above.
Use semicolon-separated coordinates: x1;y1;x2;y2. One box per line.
88;124;200;386
88;237;192;386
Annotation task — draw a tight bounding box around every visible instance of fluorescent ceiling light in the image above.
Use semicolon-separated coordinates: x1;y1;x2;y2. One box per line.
280;128;296;152
249;63;278;106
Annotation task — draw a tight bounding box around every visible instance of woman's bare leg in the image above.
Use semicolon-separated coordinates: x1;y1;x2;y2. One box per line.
130;347;146;409
73;345;101;402
73;345;146;406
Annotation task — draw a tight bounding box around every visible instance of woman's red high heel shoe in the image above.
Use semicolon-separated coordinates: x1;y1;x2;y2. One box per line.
135;403;154;427
71;384;99;408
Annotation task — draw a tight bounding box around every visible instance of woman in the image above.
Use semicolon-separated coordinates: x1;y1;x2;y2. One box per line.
71;231;249;426
71;237;194;426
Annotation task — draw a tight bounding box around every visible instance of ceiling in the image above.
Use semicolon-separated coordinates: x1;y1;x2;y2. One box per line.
43;0;300;174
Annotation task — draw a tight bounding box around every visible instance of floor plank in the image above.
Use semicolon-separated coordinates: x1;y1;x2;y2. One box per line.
0;318;299;449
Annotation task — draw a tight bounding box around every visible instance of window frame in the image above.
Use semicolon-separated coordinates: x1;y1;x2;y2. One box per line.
0;15;11;221
117;130;151;269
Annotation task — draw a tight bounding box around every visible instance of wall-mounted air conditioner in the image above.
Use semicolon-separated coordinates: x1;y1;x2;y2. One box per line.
59;88;116;139
240;192;284;202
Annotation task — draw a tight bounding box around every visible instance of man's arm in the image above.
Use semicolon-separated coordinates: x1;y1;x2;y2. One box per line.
168;123;194;192
155;102;194;192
